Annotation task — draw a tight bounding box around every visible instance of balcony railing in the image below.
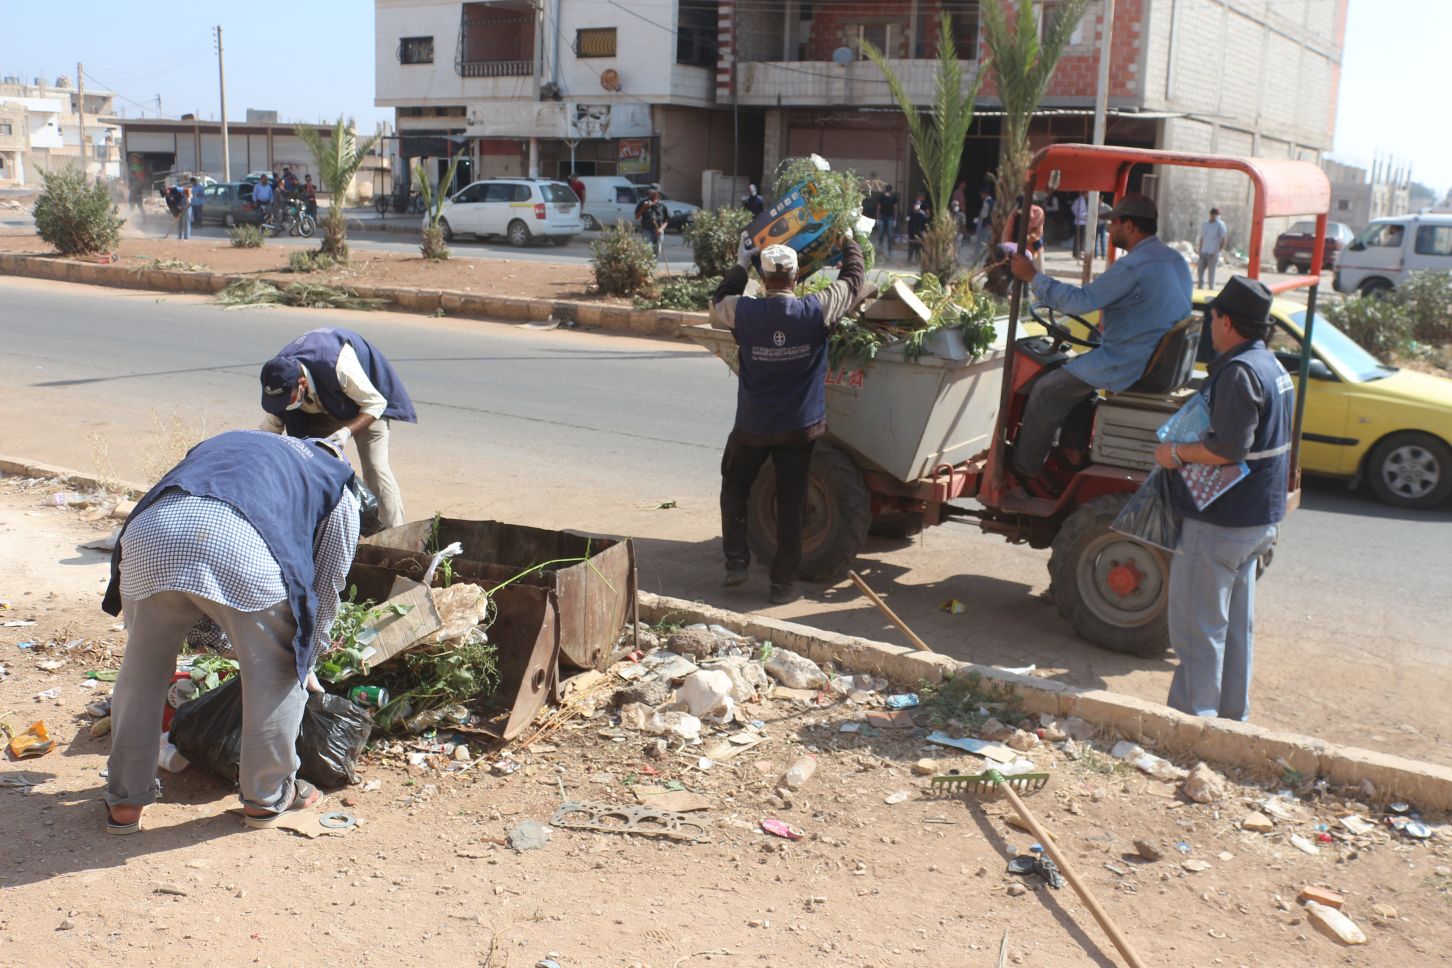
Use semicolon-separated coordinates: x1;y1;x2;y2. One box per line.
457;59;533;78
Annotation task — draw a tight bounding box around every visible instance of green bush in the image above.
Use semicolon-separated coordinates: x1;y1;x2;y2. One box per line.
228;224;265;248
683;207;753;278
590;221;658;297
32;167;124;256
634;275;721;311
1323;271;1452;357
287;250;338;273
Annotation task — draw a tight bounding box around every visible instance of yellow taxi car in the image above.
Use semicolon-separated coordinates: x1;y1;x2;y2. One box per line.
1192;293;1452;510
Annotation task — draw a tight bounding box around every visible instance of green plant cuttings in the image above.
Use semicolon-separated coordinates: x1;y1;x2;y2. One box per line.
215;278;386;311
316;588;417;683
828;272;1000;369
919;670;1024;729
228;224;265;248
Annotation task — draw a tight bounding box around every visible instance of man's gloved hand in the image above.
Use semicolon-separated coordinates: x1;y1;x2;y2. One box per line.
326;426;352;450
736;231;755;269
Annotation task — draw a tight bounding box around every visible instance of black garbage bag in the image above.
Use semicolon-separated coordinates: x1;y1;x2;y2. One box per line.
298;692;373;788
169;673;244;784
1110;468;1182;553
170;676;372;789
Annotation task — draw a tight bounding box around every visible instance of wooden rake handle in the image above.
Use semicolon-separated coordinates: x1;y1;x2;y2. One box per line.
996;780;1148;968
847;570;935;654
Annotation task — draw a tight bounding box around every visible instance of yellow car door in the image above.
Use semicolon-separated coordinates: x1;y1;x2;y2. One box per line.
1268;311;1354;476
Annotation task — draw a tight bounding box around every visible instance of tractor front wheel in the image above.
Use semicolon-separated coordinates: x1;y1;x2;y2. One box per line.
1049;493;1170;657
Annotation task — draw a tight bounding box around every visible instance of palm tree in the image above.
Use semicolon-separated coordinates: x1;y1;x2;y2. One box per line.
417;155;462;260
862;13;983;280
981;0;1093;243
296;118;382;260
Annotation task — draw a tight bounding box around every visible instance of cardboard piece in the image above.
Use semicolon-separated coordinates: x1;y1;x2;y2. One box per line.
358;577;443;671
862;278;933;324
631;785;711;812
865;709;915;729
926;730;1018;763
702;733;767;761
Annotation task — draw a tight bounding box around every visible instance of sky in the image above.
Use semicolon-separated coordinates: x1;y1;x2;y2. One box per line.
0;0;1446;195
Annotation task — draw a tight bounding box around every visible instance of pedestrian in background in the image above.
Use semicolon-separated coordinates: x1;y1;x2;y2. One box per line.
875;185;898;259
1071;192;1089;259
259;327;417;529
1197;207;1229;288
709;232;865;605
568;172;586;204
100;431;360;834
973;185;996;253
176;182;192;240
635;189;668;258
303;174;318;217
907;200;928;262
1096;197;1112;256
188;177;203;232
743;184;764;217
1156;276;1291;721
252;173;275;226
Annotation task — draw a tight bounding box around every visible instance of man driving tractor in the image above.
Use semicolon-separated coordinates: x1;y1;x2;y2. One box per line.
1008;193;1192;491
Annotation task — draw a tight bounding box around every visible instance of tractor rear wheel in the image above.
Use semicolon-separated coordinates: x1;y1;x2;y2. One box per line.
746;442;871;582
1048;493;1170;657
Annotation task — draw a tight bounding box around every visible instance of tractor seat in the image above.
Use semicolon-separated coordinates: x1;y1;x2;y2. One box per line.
1124;315;1202;395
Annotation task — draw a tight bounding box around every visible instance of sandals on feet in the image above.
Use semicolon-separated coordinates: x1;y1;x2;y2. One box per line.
243;778;321;829
105;807;141;836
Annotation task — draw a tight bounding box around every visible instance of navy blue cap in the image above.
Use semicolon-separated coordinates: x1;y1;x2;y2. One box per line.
260;356;302;415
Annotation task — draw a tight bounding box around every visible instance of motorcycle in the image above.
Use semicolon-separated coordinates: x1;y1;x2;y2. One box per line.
265;195;316;238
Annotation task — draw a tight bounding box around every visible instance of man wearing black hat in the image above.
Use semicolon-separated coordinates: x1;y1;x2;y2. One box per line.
260;328;417;529
1009;192;1192;485
1154;276;1293;721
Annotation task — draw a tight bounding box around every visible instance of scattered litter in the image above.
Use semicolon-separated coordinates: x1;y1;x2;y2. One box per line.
551;802;708;842
677;670;736;723
1110;741;1187;781
1402;821;1432;840
36;658;66;672
506;820;553;852
86;669;118;682
1289;834;1321;856
926;731;1017;763
884;790;911;805
885;693;919;709
8;721;54;759
939;599;967;615
619;703;702;742
702;733;767;761
762;648;828;690
1339;815;1377;836
995;664;1037;676
3;621;37;628
631;785;711;813
865;709;914;729
1262;797;1311;824
90;717;112;738
781;754;817;790
761;818;804;841
1304;900;1367;945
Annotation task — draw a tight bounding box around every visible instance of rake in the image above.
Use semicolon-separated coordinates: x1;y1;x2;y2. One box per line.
933;769;1148;968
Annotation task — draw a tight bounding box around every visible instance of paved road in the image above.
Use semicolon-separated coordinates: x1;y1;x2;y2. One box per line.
2;275;1448;764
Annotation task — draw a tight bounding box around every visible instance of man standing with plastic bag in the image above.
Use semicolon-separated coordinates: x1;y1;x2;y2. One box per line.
710;231;865;604
1153;277;1292;721
100;431;360;833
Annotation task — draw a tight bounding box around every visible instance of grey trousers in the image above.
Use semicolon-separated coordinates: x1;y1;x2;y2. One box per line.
1012;367;1096;478
1197;252;1219;289
1165;518;1278;721
300;414;405;529
108;591;306;812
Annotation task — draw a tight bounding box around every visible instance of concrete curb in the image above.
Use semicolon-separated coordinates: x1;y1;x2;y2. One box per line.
0;252;708;340
637;592;1452;811
0;455;147;496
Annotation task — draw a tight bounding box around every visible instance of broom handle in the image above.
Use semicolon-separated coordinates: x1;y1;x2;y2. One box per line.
847;570;936;654
997;781;1147;968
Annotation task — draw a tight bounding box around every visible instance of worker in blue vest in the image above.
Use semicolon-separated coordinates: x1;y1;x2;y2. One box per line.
710;232;865;605
101;431;360;833
1154;276;1292;721
260;327;417;529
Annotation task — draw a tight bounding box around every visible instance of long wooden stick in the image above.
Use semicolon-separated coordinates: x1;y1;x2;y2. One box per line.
847;570;935;654
996;780;1147;968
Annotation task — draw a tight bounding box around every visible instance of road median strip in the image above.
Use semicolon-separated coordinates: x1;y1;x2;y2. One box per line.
0;251;705;339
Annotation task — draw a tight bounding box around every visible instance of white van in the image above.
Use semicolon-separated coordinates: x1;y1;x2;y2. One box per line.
1334;212;1452;296
575;176;700;232
432;178;582;247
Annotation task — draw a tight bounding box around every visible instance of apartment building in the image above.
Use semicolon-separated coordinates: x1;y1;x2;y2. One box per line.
0;74;121;185
376;0;1347;244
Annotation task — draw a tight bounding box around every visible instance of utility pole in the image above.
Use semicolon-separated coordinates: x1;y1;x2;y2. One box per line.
76;62;87;177
216;26;231;180
1081;0;1114;284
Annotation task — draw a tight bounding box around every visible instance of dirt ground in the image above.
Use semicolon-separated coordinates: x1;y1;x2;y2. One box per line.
0;230;605;304
2;475;1451;968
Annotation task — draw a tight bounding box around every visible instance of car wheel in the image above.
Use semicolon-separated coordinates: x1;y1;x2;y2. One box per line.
1359;277;1393;298
1276;260;1290;273
581;213;600;231
224;213;237;228
1367;432;1452;509
507;220;532;247
439;218;454;243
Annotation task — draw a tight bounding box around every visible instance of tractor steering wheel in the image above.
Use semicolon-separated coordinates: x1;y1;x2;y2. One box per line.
1026;302;1102;351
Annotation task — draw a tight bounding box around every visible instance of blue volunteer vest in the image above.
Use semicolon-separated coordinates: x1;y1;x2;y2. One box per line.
732;294;829;436
102;431;357;685
1176;340;1294;527
278;327;418;437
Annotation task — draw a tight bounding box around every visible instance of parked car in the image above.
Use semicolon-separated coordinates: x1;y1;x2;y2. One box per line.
575;175;699;232
430;178;582;246
195;181;263;227
1273;220;1354;273
1333;212;1452;296
1191;292;1452;509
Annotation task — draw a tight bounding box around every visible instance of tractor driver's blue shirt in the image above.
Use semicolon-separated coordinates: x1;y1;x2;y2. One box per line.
1028;235;1193;392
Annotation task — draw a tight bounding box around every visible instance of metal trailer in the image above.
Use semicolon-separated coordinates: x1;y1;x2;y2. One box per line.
685;144;1332;657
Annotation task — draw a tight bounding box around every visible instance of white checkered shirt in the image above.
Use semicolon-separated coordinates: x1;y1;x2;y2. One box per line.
120;485;359;654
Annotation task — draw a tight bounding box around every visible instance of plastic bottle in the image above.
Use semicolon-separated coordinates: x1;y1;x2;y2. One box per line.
781;754;817;790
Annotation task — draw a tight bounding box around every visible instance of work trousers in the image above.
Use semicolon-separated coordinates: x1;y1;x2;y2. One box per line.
876;215;896;255
1197;252;1219;289
1011;367;1096;478
640;227;663;258
1166;518;1278;721
720;433;816;585
1072;225;1086;259
109;591;304;812
297;413;405;529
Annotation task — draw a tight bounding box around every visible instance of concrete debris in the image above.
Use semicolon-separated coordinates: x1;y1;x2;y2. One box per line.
1262;797;1311;824
700;655;771;703
1057;717;1095;741
763;648;827;690
1182;859;1211;873
912;758;939;776
1182;762;1231;804
979;717;1015;741
641;651;699;681
1133;839;1162;862
506;819;552;852
665;628;722;659
677;670;735;723
1006;729;1040;752
1304;900;1367;945
613;677;674;709
1298;886;1345;909
618;703;702;742
1241;812;1275;833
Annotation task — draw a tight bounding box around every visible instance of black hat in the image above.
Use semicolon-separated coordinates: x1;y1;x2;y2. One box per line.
1104;192;1157;221
1210;275;1273;326
260;356;303;415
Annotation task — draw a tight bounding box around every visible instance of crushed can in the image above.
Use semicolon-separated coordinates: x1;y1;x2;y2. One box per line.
348;685;389;710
